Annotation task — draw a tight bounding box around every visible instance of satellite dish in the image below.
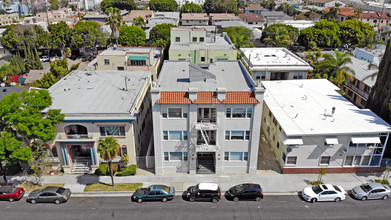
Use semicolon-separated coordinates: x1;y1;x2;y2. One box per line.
0;83;5;87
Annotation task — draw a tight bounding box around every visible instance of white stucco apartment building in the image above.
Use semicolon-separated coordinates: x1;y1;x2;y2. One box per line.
151;60;265;174
261;79;391;173
240;48;313;82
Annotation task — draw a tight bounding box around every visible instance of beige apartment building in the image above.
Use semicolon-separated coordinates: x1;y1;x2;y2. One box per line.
0;13;18;26
181;13;209;26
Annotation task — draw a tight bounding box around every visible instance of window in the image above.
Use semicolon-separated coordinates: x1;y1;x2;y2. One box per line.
320;156;331;165
192;37;197;42
224;152;229;160
344;155;354;166
230;152;243;160
232;108;246;118
164;152;169;161
163;131;168;140
130;59;146;66
226;108;231;118
184;152;188;161
163;131;188;141
120;146;127;157
201;57;205;62
117;66;124;70
293;72;304;79
183;131;188;140
361;155;371;165
347;90;353;97
230;131;245;140
277;141;280;149
168;108;182;118
245;131;250;140
244;152;248;161
225;131;230;140
200;37;204;42
286;156;297;165
247;108;252;118
104;59;110;65
255;72;266;80
175;37;180;42
170;152;182;160
99;126;125;136
360;99;367;106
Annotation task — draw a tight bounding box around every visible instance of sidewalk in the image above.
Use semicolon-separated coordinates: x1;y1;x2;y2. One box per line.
2;170;386;195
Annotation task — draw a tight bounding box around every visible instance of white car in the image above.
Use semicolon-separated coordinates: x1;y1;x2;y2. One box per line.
40;55;49;62
302;184;346;203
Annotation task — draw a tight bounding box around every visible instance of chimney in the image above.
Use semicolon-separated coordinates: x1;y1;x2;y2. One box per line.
188;87;198;101
216;87;227;101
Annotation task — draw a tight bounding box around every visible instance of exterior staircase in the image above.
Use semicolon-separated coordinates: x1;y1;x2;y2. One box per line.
197;159;215;174
71;157;92;174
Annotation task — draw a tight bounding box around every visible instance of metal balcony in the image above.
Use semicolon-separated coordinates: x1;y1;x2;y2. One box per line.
195;120;218;130
196;144;219;152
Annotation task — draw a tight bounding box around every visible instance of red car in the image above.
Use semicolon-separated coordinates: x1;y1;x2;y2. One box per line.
0;186;25;202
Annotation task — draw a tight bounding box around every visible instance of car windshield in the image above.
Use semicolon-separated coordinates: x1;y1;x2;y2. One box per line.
56;188;65;194
312;185;323;194
233;185;245;193
164;186;170;193
360;184;372;193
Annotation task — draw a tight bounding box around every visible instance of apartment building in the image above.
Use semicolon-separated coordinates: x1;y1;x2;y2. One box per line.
151;60;265;174
87;46;163;81
209;13;241;25
0;13;18;26
123;10;154;26
45;70;153;173
261;79;391;174
240;48;313;82
181;13;209;26
169;26;237;64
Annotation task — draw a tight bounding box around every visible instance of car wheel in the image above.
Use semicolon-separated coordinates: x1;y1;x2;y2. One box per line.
189;197;195;203
30;199;37;204
361;196;367;201
233;197;239;202
255;197;261;202
162;197;168;203
55;199;61;204
383;195;388;200
9;198;14;202
334;197;341;202
137;198;143;203
311;198;317;203
212;198;218;203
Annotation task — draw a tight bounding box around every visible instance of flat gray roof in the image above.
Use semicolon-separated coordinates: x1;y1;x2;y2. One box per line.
262;79;391;136
48;70;150;120
156;60;256;91
99;47;160;56
170;33;236;51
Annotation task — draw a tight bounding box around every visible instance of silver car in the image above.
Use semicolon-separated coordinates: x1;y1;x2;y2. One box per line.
351;182;391;201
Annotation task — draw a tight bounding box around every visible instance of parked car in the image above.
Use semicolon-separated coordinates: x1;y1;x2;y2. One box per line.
351;182;391;201
27;186;71;204
132;185;175;203
0;186;25;202
302;184;346;203
184;183;221;203
226;183;263;202
40;55;49;62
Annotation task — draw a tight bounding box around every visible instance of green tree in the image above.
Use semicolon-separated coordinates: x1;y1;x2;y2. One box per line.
204;0;238;14
319;50;355;86
180;2;203;13
118;25;146;46
97;137;119;187
304;48;324;78
261;24;299;47
34;72;59;89
339;19;374;48
71;21;108;55
133;16;146;27
0;90;64;184
100;0;137;12
298;20;341;48
50;58;68;78
222;26;254;49
321;7;339;21
49;0;60;10
276;2;299;16
48;21;71;54
149;0;178;12
149;23;176;48
105;7;123;45
260;0;275;11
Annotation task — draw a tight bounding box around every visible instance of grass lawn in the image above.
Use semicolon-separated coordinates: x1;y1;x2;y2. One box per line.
19;183;65;192
84;183;143;192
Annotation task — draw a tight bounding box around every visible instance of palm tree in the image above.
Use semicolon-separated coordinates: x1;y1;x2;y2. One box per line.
354;8;363;19
105;7;123;45
133;16;146;28
263;27;292;47
97;137;119;187
304;48;324;78
319;50;355;86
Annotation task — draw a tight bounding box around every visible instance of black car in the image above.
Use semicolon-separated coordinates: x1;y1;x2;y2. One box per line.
27;186;71;204
226;184;263;202
132;185;175;203
184;183;221;203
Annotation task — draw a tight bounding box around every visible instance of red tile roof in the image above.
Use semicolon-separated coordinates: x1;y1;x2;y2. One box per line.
323;7;391;19
156;91;260;104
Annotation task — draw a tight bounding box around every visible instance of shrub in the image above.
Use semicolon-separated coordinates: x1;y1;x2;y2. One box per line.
310;180;324;185
374;179;390;186
117;164;137;176
95;164;108;175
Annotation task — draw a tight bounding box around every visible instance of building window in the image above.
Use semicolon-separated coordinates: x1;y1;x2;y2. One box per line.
282;153;286;163
163;131;168;140
225;131;230;140
244;152;248;161
344;155;354;166
286;156;297;165
277;141;280;149
224;152;229;160
200;37;204;42
192;37;197;42
170;152;182;160
104;59;110;65
163;131;188;141
183;131;188;140
175;37;180;42
320;156;331;165
184;152;188;161
293;72;304;79
224;152;248;161
120;146;127;157
231;131;245;140
226;108;252;118
360;99;367;106
245;131;250;140
255;72;266;80
226;108;231;118
99;126;125;136
347;90;353;97
163;108;187;118
246;108;252;118
117;66;124;70
130;60;146;66
164;152;169;161
201;57;205;62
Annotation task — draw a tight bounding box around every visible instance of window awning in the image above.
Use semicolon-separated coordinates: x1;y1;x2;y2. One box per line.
279;133;303;145
325;137;338;145
129;56;146;60
351;136;381;144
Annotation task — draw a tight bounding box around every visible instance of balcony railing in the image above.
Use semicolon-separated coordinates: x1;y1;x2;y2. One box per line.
196;144;219;152
195;121;218;130
57;134;93;140
197;140;216;145
345;81;369;100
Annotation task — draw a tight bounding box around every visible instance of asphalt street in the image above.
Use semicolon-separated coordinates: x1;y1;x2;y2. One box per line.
0;195;390;220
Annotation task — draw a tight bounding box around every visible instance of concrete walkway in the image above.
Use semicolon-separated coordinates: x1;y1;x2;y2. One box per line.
2;171;386;195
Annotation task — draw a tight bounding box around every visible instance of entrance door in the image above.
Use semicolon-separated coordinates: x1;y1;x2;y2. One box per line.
196;153;215;174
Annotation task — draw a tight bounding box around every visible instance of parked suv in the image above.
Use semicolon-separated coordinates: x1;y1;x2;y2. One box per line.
226;183;263;202
185;183;221;203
